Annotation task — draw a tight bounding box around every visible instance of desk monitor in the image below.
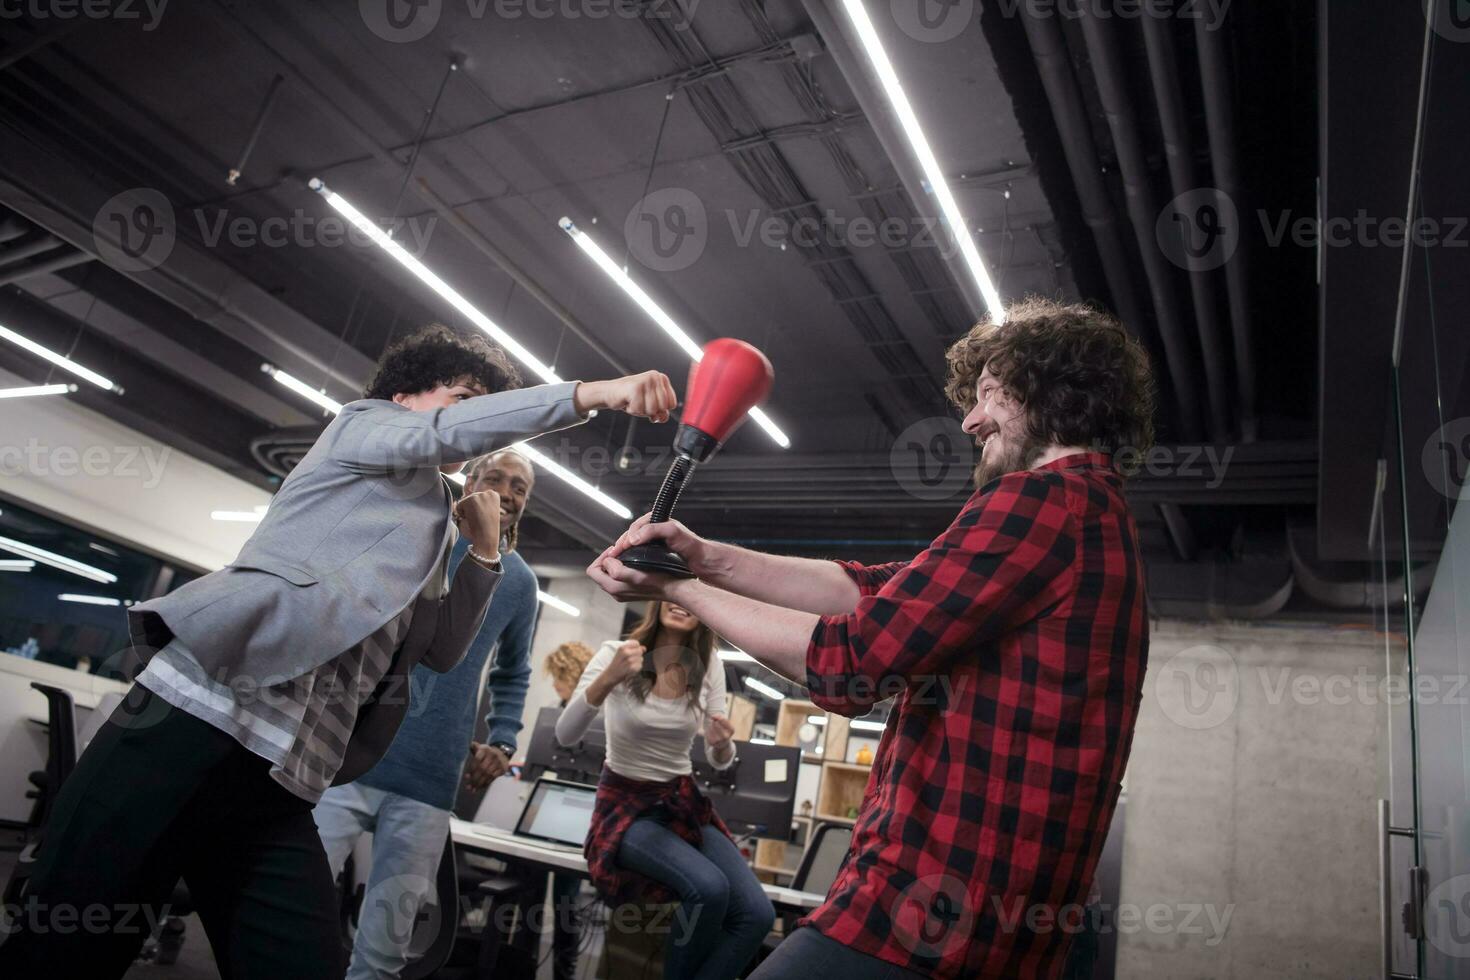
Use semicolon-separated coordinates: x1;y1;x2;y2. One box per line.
515;778;598;848
691;739;801;840
524;705;606;784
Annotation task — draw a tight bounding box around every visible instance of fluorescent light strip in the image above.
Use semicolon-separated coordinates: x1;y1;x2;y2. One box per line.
309;178;561;385
58;593;122;606
0;535;116;584
265;368;631;520
0;323;121;392
717;649;754;662
537;590;581;617
0;560;36;572
851;719;887;732
559;218;792;449
262;364;344;414
0;383;78;399
743;676;787;701
838;0;1004;322
212;507;267;523
748;736;776;746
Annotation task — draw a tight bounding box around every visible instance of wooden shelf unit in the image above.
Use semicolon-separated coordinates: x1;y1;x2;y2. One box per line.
814;761;872;824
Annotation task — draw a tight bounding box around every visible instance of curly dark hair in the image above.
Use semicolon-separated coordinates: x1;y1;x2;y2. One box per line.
363;323;520;401
944;297;1156;459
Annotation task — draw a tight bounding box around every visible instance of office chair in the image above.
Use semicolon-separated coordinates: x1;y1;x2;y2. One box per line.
4;683;79;907
790;822;852;897
755;821;853;965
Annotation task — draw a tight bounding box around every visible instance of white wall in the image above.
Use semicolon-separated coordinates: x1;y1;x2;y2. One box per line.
1118;620;1384;978
0;367;270;571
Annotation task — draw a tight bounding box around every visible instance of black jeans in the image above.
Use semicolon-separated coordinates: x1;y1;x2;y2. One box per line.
0;686;342;979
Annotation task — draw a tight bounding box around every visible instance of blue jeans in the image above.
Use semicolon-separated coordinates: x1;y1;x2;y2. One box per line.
616;817;775;980
313;783;451;980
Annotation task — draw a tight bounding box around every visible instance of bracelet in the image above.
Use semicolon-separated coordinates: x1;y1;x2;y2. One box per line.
466;545;502;571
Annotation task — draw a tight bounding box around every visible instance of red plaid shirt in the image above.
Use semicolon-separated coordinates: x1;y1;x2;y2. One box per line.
799;453;1148;979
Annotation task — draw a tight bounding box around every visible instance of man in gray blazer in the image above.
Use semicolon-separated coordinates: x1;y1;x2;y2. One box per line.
0;324;676;979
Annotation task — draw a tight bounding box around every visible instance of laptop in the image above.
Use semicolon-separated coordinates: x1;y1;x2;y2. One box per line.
473;777;596;852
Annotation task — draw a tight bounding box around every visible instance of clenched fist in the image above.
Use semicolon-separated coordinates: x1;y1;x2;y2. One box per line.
705;713;734;751
453;488;502;557
574;371;678;424
604;640;647;684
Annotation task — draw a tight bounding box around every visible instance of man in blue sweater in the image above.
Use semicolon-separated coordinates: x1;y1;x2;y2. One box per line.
313;449;540;980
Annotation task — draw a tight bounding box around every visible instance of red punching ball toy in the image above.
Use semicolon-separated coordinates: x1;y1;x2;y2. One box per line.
617;338;774;577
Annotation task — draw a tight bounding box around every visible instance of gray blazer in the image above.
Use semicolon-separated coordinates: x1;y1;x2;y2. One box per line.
128;380;585;779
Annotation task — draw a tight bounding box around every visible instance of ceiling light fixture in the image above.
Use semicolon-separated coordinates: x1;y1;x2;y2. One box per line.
558;217;791;449
309;177;561;384
536;590;581;617
0;559;36;572
742;676;787;701
0;535;116;584
0;323;122;392
58;593;123;606
0;383;78;399
838;0;1005;321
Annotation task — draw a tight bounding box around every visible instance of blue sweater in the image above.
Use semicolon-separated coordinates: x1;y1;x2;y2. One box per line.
356;539;538;809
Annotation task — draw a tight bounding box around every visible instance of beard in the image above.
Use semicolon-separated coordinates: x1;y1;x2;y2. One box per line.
973;428;1045;488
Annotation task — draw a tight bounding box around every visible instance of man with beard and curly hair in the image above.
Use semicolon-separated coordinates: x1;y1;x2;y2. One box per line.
588;298;1155;980
1;324;677;979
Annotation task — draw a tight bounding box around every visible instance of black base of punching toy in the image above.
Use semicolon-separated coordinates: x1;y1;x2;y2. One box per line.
618;542;696;578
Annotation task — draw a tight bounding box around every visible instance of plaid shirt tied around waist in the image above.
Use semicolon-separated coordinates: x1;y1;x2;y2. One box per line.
799;453;1149;979
585;765;732;907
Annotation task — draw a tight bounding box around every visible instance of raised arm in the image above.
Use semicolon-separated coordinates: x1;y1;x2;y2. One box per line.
332;372;677;471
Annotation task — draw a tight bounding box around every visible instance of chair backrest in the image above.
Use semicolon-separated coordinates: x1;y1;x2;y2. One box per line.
29;683;78;827
791;822;852;896
398;831;458;980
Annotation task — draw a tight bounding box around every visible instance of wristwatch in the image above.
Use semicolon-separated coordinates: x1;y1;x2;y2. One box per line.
491;742;516;760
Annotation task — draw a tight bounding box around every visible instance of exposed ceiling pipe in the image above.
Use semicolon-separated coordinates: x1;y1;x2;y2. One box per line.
0;215;31;245
1140;15;1234;441
1074;8;1208;442
413;177;633;376
1016;10;1149;341
0;249;93;285
1194;16;1258;441
0;234;64;271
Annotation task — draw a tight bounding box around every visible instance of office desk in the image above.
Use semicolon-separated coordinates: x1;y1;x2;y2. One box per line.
449;818;827;912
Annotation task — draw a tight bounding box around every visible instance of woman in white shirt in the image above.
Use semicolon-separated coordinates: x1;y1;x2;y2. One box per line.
557;601;775;979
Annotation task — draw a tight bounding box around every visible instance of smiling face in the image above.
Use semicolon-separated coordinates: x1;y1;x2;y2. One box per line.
658;601;700;636
960;367;1038;487
466;450;535;536
392;377;489;474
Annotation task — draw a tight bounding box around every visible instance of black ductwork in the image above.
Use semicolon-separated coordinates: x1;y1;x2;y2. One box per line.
1074;8;1207;441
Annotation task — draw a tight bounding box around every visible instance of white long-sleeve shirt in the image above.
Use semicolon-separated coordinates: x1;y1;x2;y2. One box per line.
556;640;734;783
